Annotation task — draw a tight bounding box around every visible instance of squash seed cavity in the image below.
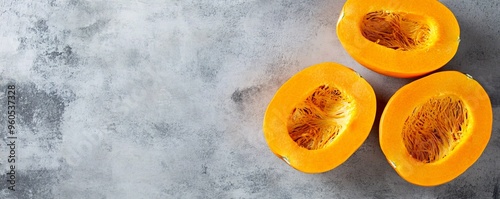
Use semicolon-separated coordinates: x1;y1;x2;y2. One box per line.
361;11;432;51
288;85;354;150
402;95;469;163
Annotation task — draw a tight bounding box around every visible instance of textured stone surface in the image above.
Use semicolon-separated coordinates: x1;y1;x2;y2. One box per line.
0;0;499;198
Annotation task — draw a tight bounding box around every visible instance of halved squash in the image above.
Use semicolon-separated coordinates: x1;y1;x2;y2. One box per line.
380;71;492;186
263;62;377;173
336;0;460;78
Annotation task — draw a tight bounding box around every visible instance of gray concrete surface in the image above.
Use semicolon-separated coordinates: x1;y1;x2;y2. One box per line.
0;0;499;198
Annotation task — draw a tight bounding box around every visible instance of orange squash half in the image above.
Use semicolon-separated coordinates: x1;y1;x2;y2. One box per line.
336;0;460;78
263;62;377;173
380;71;492;186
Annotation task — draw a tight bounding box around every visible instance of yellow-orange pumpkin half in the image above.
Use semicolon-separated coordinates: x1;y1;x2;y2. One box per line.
336;0;460;78
263;62;377;173
380;71;492;186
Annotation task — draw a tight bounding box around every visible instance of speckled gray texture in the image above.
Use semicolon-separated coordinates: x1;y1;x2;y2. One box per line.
0;0;499;198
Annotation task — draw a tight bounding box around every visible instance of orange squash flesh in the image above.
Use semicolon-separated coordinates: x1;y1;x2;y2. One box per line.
263;62;377;173
336;0;460;78
379;71;492;186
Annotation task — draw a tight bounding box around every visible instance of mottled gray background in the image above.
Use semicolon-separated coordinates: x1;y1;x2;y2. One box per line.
0;0;499;198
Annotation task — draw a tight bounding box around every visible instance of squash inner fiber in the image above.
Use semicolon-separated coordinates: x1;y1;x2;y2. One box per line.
402;95;469;163
287;85;354;150
361;11;431;51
